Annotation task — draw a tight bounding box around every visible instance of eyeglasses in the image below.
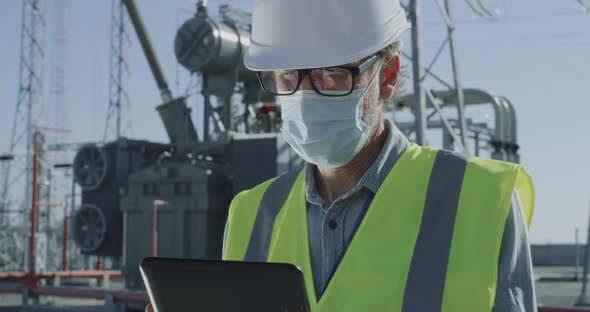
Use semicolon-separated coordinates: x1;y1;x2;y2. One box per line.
256;53;382;97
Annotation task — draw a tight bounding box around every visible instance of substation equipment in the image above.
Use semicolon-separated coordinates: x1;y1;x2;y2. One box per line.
69;0;522;292
395;88;520;163
68;0;520;297
69;0;302;291
0;1;534;311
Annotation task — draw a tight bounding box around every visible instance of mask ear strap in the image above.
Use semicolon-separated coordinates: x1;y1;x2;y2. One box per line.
362;61;383;94
358;61;385;129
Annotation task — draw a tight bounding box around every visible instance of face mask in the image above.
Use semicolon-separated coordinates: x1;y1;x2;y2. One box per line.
278;69;380;168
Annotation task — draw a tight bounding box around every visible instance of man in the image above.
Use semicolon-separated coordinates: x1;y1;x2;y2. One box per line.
148;0;536;311
223;0;536;311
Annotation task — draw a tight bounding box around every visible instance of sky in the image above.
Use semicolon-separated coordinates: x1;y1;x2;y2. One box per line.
0;0;589;244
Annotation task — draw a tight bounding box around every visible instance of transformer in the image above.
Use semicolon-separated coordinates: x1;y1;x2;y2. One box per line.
71;138;166;256
120;134;303;290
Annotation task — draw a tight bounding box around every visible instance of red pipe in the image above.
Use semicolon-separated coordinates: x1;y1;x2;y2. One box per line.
95;257;103;270
0;270;123;279
0;282;589;311
42;270;122;278
29;129;39;275
62;215;69;270
0;272;27;279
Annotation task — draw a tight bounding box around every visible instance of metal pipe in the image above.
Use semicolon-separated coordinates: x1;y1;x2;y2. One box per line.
203;82;211;142
577;195;590;306
409;0;427;145
152;202;158;257
122;0;172;102
489;96;507;161
152;200;168;257
62;214;69;270
0;283;149;304
1;279;589;311
577;227;581;281
501;97;520;163
474;132;480;156
499;97;515;162
31;285;149;304
64;173;75;270
222;94;233;132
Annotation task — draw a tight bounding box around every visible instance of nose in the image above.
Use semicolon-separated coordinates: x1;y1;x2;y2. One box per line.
299;73;314;91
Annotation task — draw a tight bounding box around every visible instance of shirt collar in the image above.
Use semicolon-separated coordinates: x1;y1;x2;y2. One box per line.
304;118;410;206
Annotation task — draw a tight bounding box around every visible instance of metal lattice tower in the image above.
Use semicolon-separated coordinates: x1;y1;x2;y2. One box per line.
395;0;522;162
0;0;46;253
104;0;131;141
43;0;71;272
402;0;472;154
48;0;70;142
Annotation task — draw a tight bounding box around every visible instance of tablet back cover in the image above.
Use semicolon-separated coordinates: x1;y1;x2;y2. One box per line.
140;257;310;312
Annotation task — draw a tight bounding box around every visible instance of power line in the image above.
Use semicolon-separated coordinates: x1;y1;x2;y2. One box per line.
455;41;590;51
497;11;588;22
424;10;588;27
424;31;590;45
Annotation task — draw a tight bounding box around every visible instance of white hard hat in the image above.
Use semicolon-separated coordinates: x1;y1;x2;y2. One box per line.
244;0;410;71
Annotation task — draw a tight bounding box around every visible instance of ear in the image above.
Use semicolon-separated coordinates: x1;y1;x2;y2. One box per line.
379;54;400;102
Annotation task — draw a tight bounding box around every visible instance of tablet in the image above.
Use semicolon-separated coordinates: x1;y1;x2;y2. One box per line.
140;257;311;312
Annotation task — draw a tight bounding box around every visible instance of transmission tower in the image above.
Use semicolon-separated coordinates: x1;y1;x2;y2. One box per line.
43;0;71;272
404;0;468;153
48;0;70;143
104;0;131;141
398;0;523;162
0;0;47;272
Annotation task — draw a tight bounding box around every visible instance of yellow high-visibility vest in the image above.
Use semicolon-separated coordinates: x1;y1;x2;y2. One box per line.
223;144;534;312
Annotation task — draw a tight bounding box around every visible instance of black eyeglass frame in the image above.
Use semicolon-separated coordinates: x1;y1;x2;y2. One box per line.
256;52;383;97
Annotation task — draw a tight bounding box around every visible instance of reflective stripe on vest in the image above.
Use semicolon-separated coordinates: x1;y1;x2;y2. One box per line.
402;149;468;311
244;170;300;262
223;143;534;312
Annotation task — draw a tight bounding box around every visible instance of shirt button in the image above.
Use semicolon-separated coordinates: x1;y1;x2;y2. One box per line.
328;220;338;229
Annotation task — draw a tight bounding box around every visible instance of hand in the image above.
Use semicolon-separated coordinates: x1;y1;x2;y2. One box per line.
145;302;154;312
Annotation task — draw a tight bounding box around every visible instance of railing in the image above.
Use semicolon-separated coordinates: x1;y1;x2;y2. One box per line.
1;280;590;311
0;270;122;279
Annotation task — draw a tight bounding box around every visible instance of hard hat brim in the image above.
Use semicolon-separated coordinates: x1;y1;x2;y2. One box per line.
244;15;410;71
